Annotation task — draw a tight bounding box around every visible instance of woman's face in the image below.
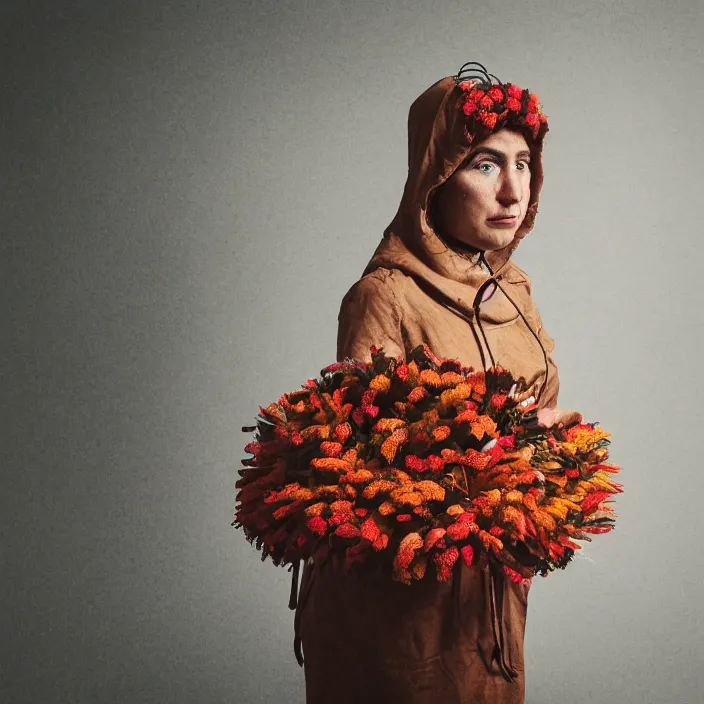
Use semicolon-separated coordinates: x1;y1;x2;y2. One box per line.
433;128;533;252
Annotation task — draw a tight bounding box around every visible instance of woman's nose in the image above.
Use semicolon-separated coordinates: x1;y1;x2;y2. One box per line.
497;170;522;204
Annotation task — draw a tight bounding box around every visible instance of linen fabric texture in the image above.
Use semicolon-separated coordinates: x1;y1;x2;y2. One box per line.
296;74;560;704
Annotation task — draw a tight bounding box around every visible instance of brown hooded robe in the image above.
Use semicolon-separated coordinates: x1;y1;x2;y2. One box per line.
292;75;560;704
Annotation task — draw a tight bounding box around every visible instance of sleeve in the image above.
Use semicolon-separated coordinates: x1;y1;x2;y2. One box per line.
336;270;406;364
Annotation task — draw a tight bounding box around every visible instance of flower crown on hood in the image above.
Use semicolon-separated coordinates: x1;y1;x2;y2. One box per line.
454;61;549;145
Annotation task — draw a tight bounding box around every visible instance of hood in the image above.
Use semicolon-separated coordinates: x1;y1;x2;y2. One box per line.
362;73;549;324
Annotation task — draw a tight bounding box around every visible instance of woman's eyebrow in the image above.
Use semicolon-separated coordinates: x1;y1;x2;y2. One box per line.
467;147;532;162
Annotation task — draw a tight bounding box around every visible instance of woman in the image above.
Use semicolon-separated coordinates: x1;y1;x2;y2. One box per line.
292;62;580;704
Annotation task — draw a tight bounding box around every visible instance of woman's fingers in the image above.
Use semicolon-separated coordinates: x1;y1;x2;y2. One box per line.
534;408;583;429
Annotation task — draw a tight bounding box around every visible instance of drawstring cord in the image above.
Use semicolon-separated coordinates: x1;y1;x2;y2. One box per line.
453;558;517;682
475;251;549;403
448;252;544;678
289;558;315;667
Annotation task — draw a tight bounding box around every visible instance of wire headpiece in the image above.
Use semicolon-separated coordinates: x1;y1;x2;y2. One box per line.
454;61;501;87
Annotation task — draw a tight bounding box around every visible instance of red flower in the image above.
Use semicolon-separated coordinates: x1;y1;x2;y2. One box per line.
497;434;516;449
479;95;494;109
507;84;523;99
244;441;261;455
360;517;381;542
307;516;327;536
396;514;412;522
506;97;521;112
446;521;471;541
320;441;343;458
405;455;427;472
480;112;498;129
463;100;478;116
461;544;475;567
469;88;485;102
490;393;507;409
525;112;539;127
427;454;445;472
334;422;352;442
487;87;504;101
291;431;303;446
334;522;361;539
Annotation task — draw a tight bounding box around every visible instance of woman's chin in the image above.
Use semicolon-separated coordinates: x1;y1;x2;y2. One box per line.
482;231;517;251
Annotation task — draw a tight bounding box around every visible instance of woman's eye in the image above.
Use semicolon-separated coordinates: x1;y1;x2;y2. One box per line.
516;160;531;171
476;161;497;174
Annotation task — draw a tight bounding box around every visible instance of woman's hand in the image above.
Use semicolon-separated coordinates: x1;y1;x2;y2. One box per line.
534;407;582;429
508;384;582;429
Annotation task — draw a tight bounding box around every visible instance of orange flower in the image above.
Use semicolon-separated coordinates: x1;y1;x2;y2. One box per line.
304;502;326;517
408;386;428;404
310;457;350;472
369;374;391;392
432;425;451;442
320;441;343;458
338;469;374;484
470;415;497;440
419;369;443;388
363;480;398;499
441;371;465;386
411;556;428;580
396;532;424;569
378;501;397;515
372;533;389;551
334;422;352;442
390;488;423;507
424;527;447;551
415;480;446;502
373;418;406;433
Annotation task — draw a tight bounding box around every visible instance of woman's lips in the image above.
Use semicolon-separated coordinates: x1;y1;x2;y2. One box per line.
487;216;518;226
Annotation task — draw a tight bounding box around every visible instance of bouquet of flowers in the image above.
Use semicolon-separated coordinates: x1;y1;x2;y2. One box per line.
233;345;622;585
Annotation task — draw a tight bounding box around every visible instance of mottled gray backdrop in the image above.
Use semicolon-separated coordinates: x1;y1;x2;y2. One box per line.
4;0;703;702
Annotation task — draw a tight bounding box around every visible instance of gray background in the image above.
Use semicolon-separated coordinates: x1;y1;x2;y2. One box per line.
3;0;702;702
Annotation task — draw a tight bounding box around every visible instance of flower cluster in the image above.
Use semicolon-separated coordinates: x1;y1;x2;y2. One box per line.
233;345;622;585
457;79;548;142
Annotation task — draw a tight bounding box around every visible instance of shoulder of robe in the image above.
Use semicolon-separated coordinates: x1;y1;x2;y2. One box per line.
338;267;406;319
